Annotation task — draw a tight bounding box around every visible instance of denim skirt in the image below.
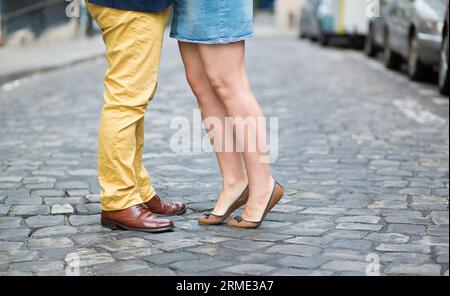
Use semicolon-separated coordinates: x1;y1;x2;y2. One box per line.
170;0;254;44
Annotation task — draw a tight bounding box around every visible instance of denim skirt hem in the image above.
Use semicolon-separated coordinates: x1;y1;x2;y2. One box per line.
170;0;254;45
170;33;254;45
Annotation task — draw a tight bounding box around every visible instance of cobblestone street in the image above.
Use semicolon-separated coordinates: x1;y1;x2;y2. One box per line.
0;33;448;276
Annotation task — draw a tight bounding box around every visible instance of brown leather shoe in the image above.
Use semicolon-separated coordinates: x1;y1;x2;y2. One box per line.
101;204;175;233
227;181;284;229
145;194;186;216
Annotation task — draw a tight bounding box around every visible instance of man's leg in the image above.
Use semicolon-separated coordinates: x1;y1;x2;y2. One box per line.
135;117;156;202
138;113;187;215
87;2;167;212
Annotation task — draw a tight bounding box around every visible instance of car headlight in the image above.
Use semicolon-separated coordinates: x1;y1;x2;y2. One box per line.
421;20;444;35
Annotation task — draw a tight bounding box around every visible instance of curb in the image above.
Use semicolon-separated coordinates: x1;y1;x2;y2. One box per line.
0;52;104;86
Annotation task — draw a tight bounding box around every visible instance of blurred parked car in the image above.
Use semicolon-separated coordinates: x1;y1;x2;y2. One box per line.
316;0;369;47
438;5;449;95
381;0;447;81
299;0;322;41
300;0;369;47
365;0;390;57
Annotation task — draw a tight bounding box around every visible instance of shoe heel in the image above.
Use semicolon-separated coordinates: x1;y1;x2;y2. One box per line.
101;219;118;230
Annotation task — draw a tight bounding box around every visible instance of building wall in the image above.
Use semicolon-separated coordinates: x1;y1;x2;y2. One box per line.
3;0;68;36
0;0;88;46
275;0;307;33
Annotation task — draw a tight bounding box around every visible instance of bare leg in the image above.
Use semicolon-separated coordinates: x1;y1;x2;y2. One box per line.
178;42;248;215
197;41;274;222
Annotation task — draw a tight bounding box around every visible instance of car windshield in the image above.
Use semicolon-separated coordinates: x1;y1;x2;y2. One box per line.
426;0;447;13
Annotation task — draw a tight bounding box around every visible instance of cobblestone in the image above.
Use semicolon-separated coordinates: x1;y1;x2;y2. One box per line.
365;233;410;244
27;237;74;250
51;204;74;215
222;263;277;275
0;33;447;276
384;264;442;276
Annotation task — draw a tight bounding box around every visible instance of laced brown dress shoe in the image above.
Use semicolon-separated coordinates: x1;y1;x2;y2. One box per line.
145;194;186;216
101;204;175;233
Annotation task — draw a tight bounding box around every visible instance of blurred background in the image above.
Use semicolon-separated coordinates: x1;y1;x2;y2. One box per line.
0;0;448;94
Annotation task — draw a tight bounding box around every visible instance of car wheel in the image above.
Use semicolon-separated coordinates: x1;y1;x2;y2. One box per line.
364;24;378;57
408;32;427;81
319;33;329;47
439;29;449;95
353;36;365;50
383;30;401;69
299;26;306;39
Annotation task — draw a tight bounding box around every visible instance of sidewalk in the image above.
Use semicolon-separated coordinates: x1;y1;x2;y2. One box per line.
0;35;105;85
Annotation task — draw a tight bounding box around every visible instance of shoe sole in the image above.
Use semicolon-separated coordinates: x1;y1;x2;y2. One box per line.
227;182;284;229
156;206;187;217
175;207;187;216
198;213;229;225
198;220;225;226
197;201;244;225
101;219;175;233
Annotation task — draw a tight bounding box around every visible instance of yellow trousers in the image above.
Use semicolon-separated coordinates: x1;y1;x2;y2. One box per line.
86;2;169;211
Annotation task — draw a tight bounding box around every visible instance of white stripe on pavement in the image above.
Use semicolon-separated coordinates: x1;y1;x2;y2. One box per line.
393;99;447;125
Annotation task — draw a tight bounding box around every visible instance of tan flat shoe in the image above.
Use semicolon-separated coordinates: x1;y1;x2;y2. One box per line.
198;186;249;225
227;181;284;229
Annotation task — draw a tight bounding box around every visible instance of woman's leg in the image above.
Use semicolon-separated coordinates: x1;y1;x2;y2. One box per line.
197;41;275;222
178;42;248;215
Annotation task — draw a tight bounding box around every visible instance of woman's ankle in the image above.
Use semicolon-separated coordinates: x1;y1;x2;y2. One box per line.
222;178;248;192
249;177;275;202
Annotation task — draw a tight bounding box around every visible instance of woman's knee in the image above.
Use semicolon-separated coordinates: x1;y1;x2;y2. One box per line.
206;68;249;102
207;74;236;100
185;69;211;98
